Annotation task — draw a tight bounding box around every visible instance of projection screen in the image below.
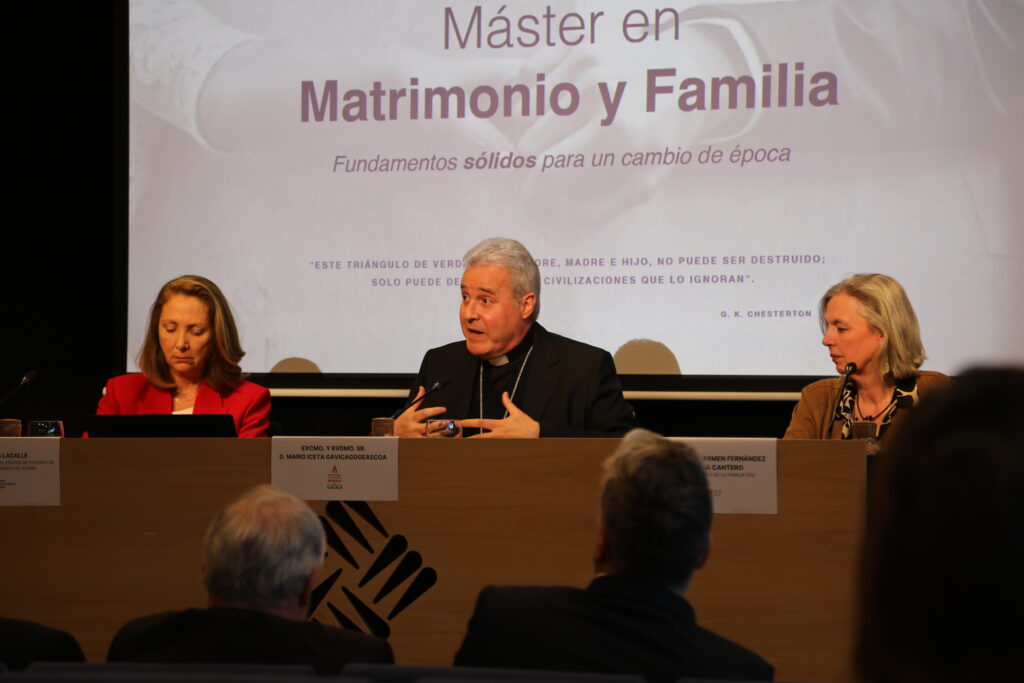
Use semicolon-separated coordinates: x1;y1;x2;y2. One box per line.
128;0;1024;380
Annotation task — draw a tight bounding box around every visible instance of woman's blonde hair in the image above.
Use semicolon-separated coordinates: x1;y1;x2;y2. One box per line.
138;275;246;393
820;273;925;380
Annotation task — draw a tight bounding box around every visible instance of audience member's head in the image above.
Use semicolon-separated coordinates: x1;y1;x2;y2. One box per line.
855;367;1024;683
597;429;712;590
202;485;325;620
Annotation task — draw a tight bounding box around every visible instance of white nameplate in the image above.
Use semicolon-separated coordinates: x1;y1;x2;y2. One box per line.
271;437;398;501
674;438;777;515
0;437;61;506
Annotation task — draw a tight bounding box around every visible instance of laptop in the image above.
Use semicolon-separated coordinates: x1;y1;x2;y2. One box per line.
85;414;237;438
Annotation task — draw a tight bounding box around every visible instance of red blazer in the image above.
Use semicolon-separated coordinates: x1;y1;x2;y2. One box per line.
96;373;271;438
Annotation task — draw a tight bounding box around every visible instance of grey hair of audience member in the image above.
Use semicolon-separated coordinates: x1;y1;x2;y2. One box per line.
202;485;325;612
600;428;711;588
463;238;541;321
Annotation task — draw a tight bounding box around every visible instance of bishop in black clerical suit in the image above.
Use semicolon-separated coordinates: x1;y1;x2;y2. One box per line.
394;237;635;437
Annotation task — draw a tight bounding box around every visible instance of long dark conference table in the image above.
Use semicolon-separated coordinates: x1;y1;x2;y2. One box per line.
0;438;866;682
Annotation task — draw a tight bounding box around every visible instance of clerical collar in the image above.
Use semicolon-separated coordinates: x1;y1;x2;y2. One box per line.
486;325;535;366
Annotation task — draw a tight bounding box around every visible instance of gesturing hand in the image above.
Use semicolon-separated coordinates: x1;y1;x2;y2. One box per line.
461;392;540;438
393;386;447;437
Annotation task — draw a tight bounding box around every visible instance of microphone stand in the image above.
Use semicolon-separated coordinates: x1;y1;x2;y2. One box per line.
389;378;449;419
824;363;856;439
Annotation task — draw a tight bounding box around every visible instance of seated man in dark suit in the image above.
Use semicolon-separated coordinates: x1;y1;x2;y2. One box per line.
393;237;635;438
0;617;85;670
107;485;392;674
454;429;774;682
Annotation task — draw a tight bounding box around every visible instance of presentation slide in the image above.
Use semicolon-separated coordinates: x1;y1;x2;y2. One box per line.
128;0;1023;378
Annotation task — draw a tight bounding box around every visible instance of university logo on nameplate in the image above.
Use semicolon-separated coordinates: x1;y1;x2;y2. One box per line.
271;437;398;501
673;438;777;515
0;437;61;506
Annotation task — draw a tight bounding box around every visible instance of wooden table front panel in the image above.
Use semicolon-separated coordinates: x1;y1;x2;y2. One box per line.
0;438;864;682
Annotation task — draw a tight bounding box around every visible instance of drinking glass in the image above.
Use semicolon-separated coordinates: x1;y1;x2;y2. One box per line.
0;419;22;436
27;420;64;437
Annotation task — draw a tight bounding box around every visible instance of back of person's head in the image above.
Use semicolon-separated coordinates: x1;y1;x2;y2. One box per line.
855;367;1024;683
600;429;711;587
202;485;325;613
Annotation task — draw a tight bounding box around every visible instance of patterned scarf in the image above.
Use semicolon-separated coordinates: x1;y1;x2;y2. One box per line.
833;375;920;439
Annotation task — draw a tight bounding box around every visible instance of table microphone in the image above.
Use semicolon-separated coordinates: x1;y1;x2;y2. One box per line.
824;363;856;438
0;370;37;411
390;377;450;419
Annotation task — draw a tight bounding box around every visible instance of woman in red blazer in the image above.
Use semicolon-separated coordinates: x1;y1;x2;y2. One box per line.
97;275;270;437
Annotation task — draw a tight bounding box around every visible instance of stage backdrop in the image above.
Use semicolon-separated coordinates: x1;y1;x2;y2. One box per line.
128;0;1024;378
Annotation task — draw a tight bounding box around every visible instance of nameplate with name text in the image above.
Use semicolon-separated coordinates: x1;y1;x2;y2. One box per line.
673;437;777;514
271;437;398;501
0;437;61;506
